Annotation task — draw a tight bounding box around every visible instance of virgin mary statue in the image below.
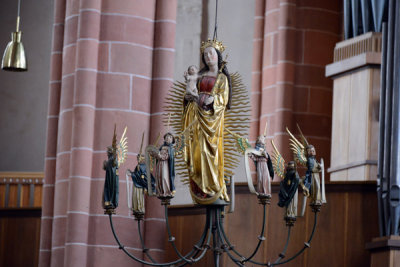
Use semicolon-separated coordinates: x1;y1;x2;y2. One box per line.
182;39;232;205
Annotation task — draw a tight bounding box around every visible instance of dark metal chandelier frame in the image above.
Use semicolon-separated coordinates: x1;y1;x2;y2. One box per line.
106;0;321;264
108;200;320;267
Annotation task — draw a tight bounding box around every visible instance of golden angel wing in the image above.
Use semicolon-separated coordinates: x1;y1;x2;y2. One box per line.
271;140;286;179
296;123;309;147
286;127;307;166
117;126;128;167
225;128;251;155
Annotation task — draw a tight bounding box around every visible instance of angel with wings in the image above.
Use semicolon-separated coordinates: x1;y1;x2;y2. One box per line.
227;123;274;201
286;125;326;208
250;128;274;197
103;125;128;212
271;140;300;220
126;132;155;218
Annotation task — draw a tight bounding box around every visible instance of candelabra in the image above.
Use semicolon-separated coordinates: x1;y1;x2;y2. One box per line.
105;192;321;267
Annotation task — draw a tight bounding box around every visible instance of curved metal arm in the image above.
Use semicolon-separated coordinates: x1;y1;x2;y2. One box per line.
217;204;267;263
176;209;214;266
164;205;193;264
108;213;210;266
273;226;292;264
109;214;175;266
109;201;320;267
164;204;215;265
215;208;246;266
243;203;267;262
217;215;246;259
187;210;214;262
271;211;319;266
137;220;156;263
240;211;318;266
243;224;292;266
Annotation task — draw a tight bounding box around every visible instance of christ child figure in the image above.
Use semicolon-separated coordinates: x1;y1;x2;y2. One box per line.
184;65;199;101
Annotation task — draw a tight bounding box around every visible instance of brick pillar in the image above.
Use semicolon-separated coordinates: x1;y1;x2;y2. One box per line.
39;0;176;266
250;0;265;141
145;0;178;261
251;0;341;174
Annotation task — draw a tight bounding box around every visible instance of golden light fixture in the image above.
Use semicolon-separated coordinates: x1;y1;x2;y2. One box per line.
2;0;27;72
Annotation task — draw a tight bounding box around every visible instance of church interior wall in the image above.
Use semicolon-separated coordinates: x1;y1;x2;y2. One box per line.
0;0;381;266
0;0;54;172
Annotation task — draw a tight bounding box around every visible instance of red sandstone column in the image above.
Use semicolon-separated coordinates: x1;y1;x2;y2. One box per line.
145;0;178;261
60;0;102;265
250;0;341;262
250;0;265;142
39;0;172;266
39;0;66;265
252;0;341;172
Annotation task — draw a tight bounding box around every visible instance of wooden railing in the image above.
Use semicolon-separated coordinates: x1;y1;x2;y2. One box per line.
0;172;44;209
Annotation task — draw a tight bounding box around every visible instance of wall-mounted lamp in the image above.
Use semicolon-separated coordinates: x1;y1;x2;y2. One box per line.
2;0;27;72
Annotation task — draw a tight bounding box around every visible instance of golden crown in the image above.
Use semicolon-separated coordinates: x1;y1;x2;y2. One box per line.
200;38;226;53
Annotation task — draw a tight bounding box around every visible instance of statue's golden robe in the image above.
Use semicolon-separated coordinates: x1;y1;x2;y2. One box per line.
182;73;230;204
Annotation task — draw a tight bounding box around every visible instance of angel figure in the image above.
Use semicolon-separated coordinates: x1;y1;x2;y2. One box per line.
126;133;155;218
103;126;128;212
286;125;326;209
228;121;274;200
248;125;274;197
278;162;300;220
227;126;273;202
271;141;300;221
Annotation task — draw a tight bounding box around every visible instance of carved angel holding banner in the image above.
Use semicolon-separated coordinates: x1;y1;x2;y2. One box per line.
286;125;327;213
249;128;274;197
103;126;128;212
228;123;274;201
